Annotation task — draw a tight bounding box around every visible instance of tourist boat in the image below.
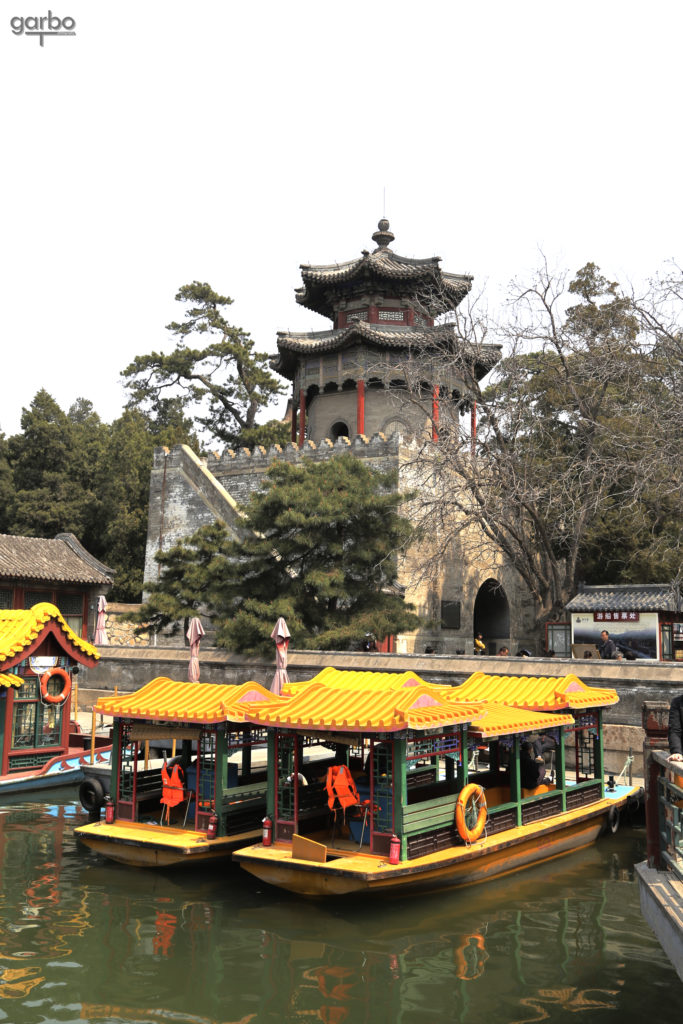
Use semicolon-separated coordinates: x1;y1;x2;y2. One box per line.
233;668;642;896
74;677;277;867
0;603;112;796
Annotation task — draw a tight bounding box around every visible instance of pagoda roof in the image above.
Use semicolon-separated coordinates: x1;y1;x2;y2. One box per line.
273;320;501;382
294;220;472;319
0;602;100;670
95;677;274;725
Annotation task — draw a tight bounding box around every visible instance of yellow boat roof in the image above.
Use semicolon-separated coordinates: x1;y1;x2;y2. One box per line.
95;677;274;724
244;681;478;734
468;703;574;738
283;666;436;694
0;602;99;668
454;671;618;710
0;673;22;689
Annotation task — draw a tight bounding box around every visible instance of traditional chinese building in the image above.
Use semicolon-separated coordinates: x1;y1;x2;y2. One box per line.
566;584;683;661
275;219;499;444
0;533;114;640
144;221;539;655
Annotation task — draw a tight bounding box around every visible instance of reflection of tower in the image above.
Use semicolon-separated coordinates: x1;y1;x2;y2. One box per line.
273;220;499;445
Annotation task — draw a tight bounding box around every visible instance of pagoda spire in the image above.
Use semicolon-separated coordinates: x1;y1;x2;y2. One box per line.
371;217;395;251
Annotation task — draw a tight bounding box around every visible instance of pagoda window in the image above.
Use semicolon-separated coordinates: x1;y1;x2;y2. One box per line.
347;310;369;323
0;589;12;610
378;310;405;322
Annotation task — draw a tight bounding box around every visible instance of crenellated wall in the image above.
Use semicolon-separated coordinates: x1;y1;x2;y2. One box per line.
143;434;539;654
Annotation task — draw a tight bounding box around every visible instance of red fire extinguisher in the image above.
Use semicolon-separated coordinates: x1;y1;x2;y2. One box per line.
262;815;273;847
389;833;400;865
104;797;114;825
207;813;218;840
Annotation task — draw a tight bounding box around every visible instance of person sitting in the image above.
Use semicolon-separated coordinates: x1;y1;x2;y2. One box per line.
520;742;546;790
497;646;510;656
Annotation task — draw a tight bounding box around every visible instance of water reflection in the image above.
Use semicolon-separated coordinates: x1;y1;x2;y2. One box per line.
0;796;680;1023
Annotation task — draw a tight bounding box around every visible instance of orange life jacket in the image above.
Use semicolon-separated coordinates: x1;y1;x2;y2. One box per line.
161;763;185;807
325;765;360;811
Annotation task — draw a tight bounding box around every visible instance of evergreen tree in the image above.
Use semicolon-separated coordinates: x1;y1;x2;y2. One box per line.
135;454;420;653
121;282;287;447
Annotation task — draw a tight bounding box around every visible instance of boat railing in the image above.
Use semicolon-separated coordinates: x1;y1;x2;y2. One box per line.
650;749;683;881
642;701;683;882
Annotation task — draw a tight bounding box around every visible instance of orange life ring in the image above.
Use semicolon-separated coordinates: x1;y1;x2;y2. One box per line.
40;667;71;705
455;783;487;843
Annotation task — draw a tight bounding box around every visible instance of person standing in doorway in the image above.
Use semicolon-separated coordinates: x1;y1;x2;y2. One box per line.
474;633;486;655
598;630;617;659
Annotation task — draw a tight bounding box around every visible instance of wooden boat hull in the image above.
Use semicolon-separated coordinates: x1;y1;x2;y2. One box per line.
75;819;260;868
234;794;634;897
0;748;112;796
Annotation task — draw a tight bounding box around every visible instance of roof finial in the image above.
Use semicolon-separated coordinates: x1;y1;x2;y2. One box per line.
372;218;395;250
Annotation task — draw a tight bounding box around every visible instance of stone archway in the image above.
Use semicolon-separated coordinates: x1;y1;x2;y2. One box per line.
473;578;510;645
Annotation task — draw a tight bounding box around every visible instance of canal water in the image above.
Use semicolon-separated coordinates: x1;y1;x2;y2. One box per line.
0;795;680;1024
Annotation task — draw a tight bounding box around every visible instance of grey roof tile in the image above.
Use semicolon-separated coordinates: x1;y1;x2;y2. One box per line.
0;533;114;586
565;584;680;613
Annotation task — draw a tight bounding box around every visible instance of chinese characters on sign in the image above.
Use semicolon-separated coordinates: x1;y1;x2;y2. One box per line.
594;611;639;622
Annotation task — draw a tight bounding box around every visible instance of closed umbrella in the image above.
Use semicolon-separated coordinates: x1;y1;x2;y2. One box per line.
94;595;109;645
270;617;290;695
187;617;205;682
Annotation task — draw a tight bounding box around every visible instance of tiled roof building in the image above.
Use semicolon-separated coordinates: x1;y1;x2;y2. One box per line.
0;533;114;640
274;219;501;445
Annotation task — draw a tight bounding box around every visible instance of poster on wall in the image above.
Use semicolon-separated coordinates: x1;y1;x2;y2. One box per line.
571;612;658;659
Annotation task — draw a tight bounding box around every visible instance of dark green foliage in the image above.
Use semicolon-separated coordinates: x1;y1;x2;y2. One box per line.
4;390;198;602
121;282;286;447
135;454;420;654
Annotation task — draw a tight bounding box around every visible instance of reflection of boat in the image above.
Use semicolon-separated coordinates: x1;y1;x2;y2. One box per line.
0;603;111;795
75;678;276;867
234;668;643;896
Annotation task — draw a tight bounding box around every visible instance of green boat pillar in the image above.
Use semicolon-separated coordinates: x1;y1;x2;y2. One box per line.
511;735;522;827
394;737;408;860
557;726;566;812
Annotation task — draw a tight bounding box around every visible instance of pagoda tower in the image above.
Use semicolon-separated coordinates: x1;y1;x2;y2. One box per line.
273;220;501;444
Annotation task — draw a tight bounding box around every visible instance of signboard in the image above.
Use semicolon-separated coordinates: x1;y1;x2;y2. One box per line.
571;612;658;659
594;611;639;622
28;656;58;675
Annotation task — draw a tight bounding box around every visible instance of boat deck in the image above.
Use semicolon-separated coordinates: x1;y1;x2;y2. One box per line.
235;788;640;896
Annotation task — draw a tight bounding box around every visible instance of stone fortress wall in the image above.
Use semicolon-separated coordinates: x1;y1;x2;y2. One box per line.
144;434;538;655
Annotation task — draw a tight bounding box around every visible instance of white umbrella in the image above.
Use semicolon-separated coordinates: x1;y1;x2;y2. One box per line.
186;617;206;682
270;617;291;695
94;595;109;645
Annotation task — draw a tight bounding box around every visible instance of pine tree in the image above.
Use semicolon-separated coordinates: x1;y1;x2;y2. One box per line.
135;454;420;653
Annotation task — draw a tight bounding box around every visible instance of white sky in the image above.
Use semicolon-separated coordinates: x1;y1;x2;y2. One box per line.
3;0;682;436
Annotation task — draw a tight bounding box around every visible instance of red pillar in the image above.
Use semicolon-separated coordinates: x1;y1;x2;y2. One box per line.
470;400;477;456
356;380;365;436
431;386;439;442
291;388;297;442
298;389;306;447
